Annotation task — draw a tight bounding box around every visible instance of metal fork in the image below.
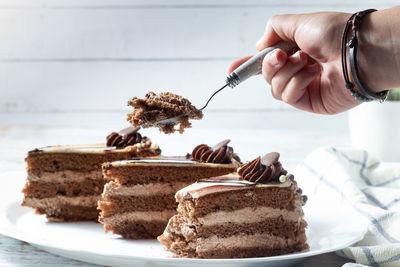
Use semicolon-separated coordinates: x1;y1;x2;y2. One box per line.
146;41;298;126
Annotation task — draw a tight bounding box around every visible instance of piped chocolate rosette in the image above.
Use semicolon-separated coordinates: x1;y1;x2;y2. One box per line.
238;152;288;184
239;152;308;205
106;126;161;154
191;139;240;164
107;126;142;148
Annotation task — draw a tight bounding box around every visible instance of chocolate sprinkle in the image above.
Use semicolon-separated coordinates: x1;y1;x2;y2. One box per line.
302;195;308;205
296;188;303;194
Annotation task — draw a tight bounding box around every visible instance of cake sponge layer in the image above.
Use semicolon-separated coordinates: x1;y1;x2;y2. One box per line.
22;179;106;198
177;183;301;219
98;193;177;215
22;170;107;221
159;229;308;258
101;210;176;239
102;160;238;185
165;210;307;239
22;143;161;222
98;158;238;239
158;174;309;258
23;195;100;222
27;147;157;172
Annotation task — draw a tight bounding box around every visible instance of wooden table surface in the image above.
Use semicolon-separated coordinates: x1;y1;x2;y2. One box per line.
0;110;353;266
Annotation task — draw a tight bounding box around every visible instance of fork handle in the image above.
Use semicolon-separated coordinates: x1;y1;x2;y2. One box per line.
226;41;298;88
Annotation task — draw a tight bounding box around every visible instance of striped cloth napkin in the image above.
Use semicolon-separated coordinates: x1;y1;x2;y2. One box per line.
294;147;400;267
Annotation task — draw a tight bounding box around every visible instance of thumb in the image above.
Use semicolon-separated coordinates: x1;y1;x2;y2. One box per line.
256;14;301;51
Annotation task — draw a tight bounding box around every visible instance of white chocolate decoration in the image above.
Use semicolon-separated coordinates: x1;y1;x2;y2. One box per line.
279;174;288;183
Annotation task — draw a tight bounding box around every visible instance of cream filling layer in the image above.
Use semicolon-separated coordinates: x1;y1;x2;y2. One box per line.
23;195;100;208
196;233;306;252
102;210;176;224
104;182;191;196
27;170;103;183
196;204;304;225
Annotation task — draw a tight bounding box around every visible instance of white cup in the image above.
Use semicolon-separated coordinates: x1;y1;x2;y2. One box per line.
348;102;400;162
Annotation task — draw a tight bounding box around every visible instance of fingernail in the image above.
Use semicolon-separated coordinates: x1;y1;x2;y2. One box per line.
306;64;320;73
256;34;266;50
256;40;263;50
269;51;280;66
289;51;302;64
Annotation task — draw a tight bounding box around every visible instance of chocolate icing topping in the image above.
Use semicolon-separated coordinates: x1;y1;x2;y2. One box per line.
191;139;234;164
238;152;287;184
106;126;142;148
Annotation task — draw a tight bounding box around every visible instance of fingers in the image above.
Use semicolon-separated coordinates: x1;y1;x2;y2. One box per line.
256;14;301;51
262;49;288;83
264;50;308;100
280;64;321;105
226;56;252;74
262;50;321;104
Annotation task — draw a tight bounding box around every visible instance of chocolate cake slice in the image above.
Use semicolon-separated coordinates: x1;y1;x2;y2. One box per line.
22;127;161;222
98;140;240;239
127;91;203;134
158;152;309;258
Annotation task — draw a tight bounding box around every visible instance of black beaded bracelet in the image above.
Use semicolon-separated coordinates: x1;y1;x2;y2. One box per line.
341;9;389;102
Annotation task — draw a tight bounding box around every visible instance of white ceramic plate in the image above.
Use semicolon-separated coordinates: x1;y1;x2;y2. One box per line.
0;187;368;267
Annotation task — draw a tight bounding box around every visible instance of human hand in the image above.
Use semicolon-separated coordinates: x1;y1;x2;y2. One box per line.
227;12;361;114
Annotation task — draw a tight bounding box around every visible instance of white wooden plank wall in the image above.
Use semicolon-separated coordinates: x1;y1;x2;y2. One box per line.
0;0;397;113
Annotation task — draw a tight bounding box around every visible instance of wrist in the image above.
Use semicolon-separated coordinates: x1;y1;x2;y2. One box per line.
356;8;400;92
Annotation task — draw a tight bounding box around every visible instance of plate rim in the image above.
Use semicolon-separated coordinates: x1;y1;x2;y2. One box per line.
0;199;368;264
